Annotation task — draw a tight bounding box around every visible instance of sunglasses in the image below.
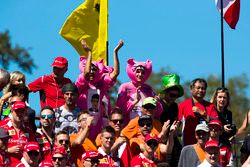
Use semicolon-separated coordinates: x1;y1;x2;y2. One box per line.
59;139;70;145
143;105;156;110
111;119;124;124
209;126;221;132
85;159;100;164
41;114;54;119
28;151;39;156
168;93;179;98
146;140;158;147
52;157;65;162
138;121;152;127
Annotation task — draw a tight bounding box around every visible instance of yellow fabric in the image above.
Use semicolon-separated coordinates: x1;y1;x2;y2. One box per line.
60;0;108;64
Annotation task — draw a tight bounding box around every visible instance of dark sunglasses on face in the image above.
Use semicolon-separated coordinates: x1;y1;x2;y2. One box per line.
146;140;158;147
59;139;70;145
85;159;100;164
139;121;152;127
52;157;65;162
143;104;156;110
111;119;124;124
28;151;39;156
41;114;54;119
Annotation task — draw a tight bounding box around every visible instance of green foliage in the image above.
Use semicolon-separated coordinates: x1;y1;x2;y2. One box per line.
0;31;36;74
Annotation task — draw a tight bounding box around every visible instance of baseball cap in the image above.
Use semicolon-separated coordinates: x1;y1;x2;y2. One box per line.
144;133;160;143
24;142;40;152
138;115;152;123
62;83;79;94
195;123;209;132
11;101;26;111
81;151;103;161
0;127;9;138
142;97;157;107
205;140;219;149
208;119;222;130
53;146;67;156
51;56;68;68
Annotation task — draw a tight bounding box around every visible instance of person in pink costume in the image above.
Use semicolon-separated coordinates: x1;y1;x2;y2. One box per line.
116;58;162;126
75;40;123;140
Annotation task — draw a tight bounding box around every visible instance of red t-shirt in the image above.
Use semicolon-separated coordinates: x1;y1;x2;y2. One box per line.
178;98;218;146
28;74;72;109
130;153;157;167
0;150;10;167
0;117;35;165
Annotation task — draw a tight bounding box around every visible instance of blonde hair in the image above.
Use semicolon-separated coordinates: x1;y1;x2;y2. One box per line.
3;71;25;94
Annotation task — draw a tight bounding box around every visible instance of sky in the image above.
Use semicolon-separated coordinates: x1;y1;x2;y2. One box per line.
0;0;250;112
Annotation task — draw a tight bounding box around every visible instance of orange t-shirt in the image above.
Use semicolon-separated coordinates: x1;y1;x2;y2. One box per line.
70;134;97;167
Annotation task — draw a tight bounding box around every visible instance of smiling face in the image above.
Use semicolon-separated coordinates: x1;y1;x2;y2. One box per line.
109;113;123;133
216;92;228;110
205;147;220;165
195;130;209;147
100;132;115;151
135;68;145;82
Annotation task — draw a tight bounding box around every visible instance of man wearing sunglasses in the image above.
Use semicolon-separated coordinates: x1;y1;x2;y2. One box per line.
82;151;102;167
131;133;160;166
54;83;80;135
52;146;67;167
15;142;40;167
36;106;55;164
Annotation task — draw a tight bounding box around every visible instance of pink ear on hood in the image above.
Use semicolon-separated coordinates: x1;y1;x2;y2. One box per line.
126;58;152;84
79;57;105;83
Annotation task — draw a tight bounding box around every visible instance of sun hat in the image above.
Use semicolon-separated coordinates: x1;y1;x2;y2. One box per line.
161;74;184;97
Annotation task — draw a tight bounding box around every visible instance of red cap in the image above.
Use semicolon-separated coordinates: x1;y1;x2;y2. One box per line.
81;151;103;161
144;133;160;143
205;140;219;149
208;119;222;129
52;146;67;156
51;56;68;68
24;142;40;152
11;101;26;111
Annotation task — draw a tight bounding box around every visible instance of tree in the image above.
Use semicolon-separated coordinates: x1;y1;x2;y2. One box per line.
0;31;36;73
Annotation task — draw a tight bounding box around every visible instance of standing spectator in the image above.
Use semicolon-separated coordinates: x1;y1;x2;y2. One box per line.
210;87;236;147
158;74;184;167
0;69;10;92
81;151;102;167
36;106;55;163
178;78;218;146
130;133;160;166
70;111;96;167
116;58;162;126
54;83;80;134
0;101;35;164
0;127;10;166
198;140;222;167
178;124;210;167
14;142;41;167
76;40;123;140
28;56;72;109
97;126;120;167
52;146;67;167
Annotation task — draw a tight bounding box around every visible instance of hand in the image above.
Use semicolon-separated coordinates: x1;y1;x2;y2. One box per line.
134;86;141;103
224;124;232;133
8;145;22;154
114;40;124;52
170;120;179;133
86;116;94;127
81;40;91;52
192;106;206;116
161;120;171;134
116;136;127;145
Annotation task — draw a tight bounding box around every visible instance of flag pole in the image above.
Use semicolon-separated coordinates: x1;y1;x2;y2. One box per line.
106;0;109;66
220;0;225;87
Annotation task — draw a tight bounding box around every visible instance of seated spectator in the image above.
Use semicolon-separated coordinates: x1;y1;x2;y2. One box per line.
208;119;233;167
130;133;161;166
76;40;123;141
81;151;102;167
54;83;80;134
36;106;55;163
116;58;162;126
97;126;120;167
198;140;222;167
15;142;41;167
70;111;96;167
0;127;10;166
28;56;72;109
178;123;210;167
0;101;35;164
178;78;218;146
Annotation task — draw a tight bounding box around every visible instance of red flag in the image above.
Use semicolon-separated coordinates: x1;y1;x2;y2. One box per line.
118;143;132;167
215;0;240;29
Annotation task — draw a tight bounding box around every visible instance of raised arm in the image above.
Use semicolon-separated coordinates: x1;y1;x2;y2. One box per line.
81;40;92;78
110;40;124;80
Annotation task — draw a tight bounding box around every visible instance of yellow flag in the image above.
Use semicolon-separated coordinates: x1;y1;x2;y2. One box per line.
59;0;108;64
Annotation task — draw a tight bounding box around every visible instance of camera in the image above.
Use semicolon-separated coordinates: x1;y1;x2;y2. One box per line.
229;123;237;135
